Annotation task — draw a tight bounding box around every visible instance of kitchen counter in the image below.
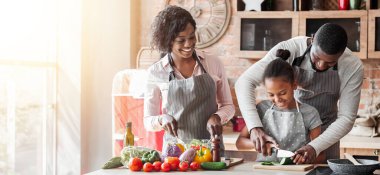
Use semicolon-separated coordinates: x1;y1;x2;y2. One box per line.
85;162;311;175
86;162;380;175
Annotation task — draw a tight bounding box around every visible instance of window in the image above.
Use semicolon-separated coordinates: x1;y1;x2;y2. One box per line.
0;0;57;174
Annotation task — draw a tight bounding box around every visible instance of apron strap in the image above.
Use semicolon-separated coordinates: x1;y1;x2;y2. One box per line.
295;101;300;113
292;44;312;67
270;103;275;109
168;51;207;81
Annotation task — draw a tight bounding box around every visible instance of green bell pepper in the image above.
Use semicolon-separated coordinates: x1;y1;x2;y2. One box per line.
141;150;161;163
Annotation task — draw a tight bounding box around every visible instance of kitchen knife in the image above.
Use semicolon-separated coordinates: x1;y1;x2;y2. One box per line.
275;148;295;158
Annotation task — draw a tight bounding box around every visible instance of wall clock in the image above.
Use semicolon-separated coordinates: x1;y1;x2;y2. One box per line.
165;0;231;48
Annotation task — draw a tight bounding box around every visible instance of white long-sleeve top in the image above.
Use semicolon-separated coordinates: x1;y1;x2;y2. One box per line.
235;36;364;156
144;50;235;132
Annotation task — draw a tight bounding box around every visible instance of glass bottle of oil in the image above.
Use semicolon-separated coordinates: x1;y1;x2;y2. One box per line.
123;122;134;147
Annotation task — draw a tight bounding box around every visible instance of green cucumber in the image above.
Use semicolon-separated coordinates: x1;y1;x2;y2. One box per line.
102;156;123;169
280;157;294;165
201;162;227;170
261;161;274;166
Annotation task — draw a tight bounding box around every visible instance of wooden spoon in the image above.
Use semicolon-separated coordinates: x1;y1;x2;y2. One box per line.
344;153;362;165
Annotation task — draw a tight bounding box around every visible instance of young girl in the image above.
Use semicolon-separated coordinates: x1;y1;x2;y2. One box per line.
236;49;324;164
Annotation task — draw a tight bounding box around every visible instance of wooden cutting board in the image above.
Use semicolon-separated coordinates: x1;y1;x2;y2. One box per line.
222;157;244;168
253;163;314;171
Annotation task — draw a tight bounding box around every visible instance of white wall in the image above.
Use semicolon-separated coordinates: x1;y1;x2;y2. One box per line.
81;0;139;173
56;0;82;174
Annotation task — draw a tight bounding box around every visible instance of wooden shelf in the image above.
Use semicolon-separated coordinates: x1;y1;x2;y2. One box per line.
236;10;372;59
368;10;380;59
299;10;368;59
340;135;380;161
235;11;299;59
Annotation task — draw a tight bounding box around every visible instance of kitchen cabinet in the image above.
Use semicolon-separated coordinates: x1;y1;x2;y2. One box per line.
368;10;380;58
340;135;380;161
236;11;299;58
299;10;368;59
235;2;379;59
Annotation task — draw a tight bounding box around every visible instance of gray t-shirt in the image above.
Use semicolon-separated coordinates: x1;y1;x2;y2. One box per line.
257;100;322;143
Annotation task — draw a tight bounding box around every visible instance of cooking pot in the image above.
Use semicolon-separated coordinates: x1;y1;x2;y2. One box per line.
328;159;380;174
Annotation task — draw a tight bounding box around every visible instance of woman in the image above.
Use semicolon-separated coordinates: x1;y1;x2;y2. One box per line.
143;5;235;151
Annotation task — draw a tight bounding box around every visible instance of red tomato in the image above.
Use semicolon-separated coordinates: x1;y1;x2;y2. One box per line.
191;145;200;150
178;161;189;172
143;162;153;172
152;161;162;171
128;157;143;171
161;162;171;172
189;161;200;171
164;157;180;170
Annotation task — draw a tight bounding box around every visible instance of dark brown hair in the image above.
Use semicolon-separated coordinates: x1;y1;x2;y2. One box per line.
150;5;196;53
263;49;295;83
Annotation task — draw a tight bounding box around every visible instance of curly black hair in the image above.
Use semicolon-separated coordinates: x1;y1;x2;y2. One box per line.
314;23;348;55
150;5;196;53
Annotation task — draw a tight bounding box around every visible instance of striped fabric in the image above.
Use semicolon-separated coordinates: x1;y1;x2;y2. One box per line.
293;53;341;160
166;73;216;140
163;56;224;153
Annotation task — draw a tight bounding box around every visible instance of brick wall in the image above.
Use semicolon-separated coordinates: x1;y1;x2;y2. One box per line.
139;0;380;116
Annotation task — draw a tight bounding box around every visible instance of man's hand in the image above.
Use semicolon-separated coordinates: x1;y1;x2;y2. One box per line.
207;114;223;138
292;145;317;164
160;115;178;137
249;127;278;156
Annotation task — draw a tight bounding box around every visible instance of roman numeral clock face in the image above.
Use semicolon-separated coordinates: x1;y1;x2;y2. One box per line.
165;0;231;48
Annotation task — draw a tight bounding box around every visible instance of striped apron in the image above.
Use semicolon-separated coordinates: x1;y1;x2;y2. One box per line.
163;52;224;153
292;45;340;160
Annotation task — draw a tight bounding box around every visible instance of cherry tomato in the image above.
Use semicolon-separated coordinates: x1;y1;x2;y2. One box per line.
178;161;189;172
189;161;200;171
152;161;162;171
164;157;180;170
191;145;200;150
161;162;171;172
143;162;153;172
128;157;143;171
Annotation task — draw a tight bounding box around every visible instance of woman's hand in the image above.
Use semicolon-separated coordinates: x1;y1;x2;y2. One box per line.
291;145;317;164
160;114;178;137
207;114;222;138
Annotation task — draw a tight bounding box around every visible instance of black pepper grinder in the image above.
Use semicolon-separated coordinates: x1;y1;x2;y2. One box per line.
212;135;221;162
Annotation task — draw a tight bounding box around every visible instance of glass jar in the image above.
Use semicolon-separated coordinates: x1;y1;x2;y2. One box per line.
311;0;324;10
263;29;273;51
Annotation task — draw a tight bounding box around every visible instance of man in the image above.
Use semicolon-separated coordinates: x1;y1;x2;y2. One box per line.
235;23;363;163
